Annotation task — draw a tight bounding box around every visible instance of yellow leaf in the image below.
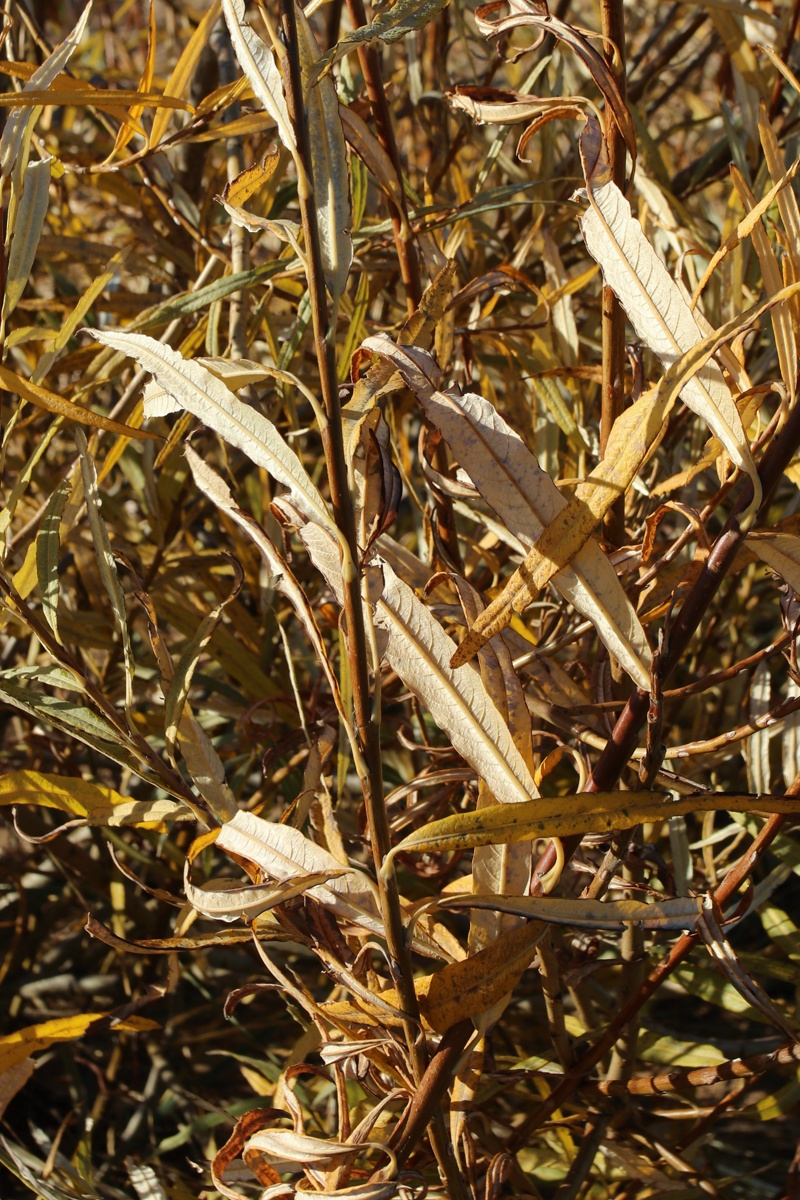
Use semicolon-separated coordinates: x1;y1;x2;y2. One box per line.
0;769;190;826
421;921;546;1033
0;1013;159;1075
383;791;800;871
0;363;161;440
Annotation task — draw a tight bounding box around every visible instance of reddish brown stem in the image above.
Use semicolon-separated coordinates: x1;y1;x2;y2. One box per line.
347;0;422;313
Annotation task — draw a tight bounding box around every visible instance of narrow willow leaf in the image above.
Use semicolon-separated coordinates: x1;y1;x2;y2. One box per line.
784;680;800;790
75;428;134;713
746;660;773;794
375;562;540;807
457;578;532;957
0;362;159;439
3;157;50;321
215;792;455;960
0;678;155;784
310;0;449;86
185;447;343;717
0;3;91;179
747;532;800;592
442;893;705;932
339;104;405;214
87;328;334;530
35;476;70;638
215;811;394;943
0;769;188;826
450;283;800;665
363;335;652;689
295;3;352;303
0;1011;158;1077
150;0;222;148
580;176;761;511
184;864;344;922
382;792;800;874
244;1129;391;1170
299;521;540;811
110;0;156;159
731;165;797;403
422;921;545;1033
176;710;237;825
221;0;297;154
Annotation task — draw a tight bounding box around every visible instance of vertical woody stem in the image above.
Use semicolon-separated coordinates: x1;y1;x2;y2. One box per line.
278;0;422;1066
279;13;467;1190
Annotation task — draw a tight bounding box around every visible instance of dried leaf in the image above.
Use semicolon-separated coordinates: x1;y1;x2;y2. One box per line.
295;3;352;303
0;1012;159;1076
422;920;545;1032
3;157;51;322
0;769;189;826
363;335;652;689
0;362;160;440
310;0;450;86
0;2;91;179
580;175;760;507
442;893;706;932
221;0;297;154
87;329;334;530
383;791;800;872
149;0;223;148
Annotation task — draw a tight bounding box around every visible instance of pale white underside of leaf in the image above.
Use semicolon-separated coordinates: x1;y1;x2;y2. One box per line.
218;811;458;958
748;532;800;593
376;562;540;806
216;810;384;929
746;658;772;794
221;0;297;153
184;863;342;922
299;521;539;807
580;180;761;511
0;3;91;179
185;446;343;712
88;328;334;531
363;336;651;689
296;4;352;302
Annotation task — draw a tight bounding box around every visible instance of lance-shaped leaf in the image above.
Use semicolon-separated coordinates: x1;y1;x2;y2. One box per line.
3;157;51;322
448;283;800;666
376;563;541;807
214;810;453;959
300;521;541;807
0;769;189;827
221;0;297;154
87;329;334;531
421;920;546;1032
382;791;800;875
0;2;91;179
310;0;450;86
295;3;352;304
184;863;346;923
442;893;706;932
185;447;343;718
579;175;761;510
0;362;159;440
747;533;800;592
362;335;652;690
